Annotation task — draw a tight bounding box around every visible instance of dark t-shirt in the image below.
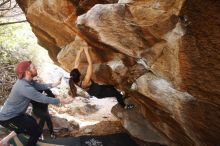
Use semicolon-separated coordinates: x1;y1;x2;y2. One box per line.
31;89;55;112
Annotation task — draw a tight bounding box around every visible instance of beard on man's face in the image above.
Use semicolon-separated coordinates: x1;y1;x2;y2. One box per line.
30;70;38;77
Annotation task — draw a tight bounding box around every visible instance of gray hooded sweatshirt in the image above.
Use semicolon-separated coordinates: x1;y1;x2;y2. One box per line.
0;79;60;121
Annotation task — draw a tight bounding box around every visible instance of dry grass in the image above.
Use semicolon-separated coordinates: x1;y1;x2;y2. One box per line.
0;63;17;104
0;42;28;104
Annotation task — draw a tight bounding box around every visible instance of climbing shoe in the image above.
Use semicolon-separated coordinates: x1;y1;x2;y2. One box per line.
124;104;135;109
39;134;44;141
50;133;56;139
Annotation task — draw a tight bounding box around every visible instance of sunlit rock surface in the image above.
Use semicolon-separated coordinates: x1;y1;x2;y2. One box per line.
16;0;220;145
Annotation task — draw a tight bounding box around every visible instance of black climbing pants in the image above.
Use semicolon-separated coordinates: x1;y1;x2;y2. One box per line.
88;82;126;107
33;108;54;135
0;114;42;146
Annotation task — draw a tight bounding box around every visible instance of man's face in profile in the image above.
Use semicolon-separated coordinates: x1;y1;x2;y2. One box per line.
29;64;38;77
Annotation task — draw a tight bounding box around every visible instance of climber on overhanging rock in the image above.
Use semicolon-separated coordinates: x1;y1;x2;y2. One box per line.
0;61;73;146
69;47;135;109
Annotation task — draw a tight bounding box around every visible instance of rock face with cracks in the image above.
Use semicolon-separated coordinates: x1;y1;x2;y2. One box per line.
16;0;220;145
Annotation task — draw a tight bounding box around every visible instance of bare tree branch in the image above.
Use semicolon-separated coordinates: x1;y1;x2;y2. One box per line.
0;19;27;25
0;0;11;7
0;12;23;17
0;2;17;11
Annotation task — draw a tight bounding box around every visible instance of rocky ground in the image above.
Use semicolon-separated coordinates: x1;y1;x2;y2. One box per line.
49;96;125;137
0;96;126;138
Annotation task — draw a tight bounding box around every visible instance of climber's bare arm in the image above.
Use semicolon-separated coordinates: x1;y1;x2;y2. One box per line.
74;47;84;69
82;47;93;88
